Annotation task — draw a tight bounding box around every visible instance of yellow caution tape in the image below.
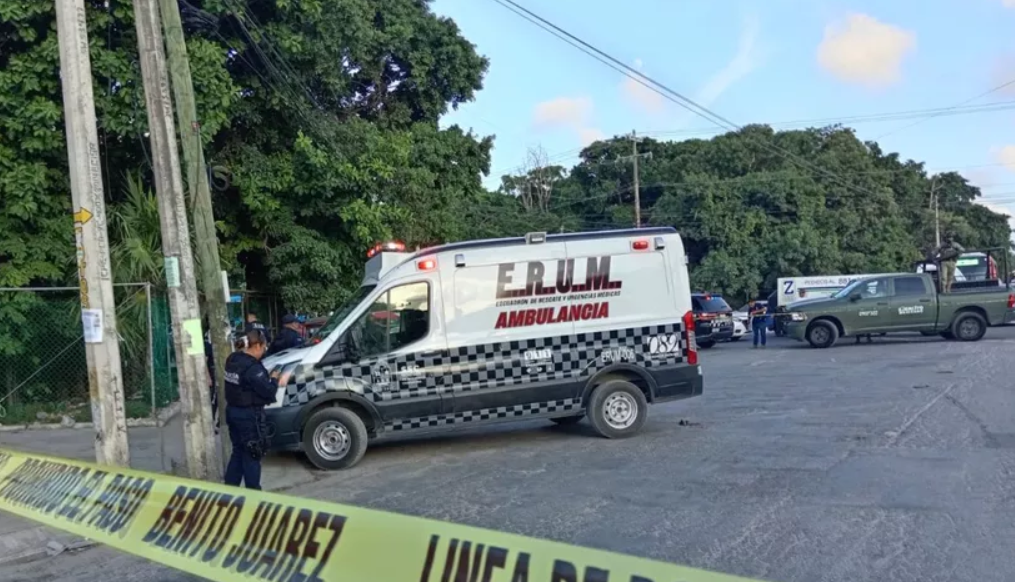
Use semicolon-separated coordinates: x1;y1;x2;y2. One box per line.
0;448;764;581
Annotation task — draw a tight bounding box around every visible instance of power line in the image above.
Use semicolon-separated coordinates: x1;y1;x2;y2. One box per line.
488;0;893;202
874;78;1015;140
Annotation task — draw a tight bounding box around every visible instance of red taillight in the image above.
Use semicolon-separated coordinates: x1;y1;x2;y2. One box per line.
1007;293;1014;309
632;239;649;251
697;312;716;320
683;310;698;365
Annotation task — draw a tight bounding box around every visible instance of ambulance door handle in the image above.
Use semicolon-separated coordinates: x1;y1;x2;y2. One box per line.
418;349;447;358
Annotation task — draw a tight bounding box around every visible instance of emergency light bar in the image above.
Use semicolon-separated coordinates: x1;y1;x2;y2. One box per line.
366;241;406;258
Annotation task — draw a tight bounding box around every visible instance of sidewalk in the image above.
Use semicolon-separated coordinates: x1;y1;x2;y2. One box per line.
0;416;322;565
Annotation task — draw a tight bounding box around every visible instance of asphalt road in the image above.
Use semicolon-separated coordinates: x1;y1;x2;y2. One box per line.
5;327;1015;582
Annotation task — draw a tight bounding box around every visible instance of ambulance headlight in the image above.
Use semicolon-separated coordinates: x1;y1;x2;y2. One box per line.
789;312;806;322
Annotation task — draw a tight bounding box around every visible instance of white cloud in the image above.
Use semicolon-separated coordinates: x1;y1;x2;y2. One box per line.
623;16;762;119
532;96;593;129
692;14;762;110
991;54;1015;96
578;127;606;145
532;96;603;147
621;59;666;114
1004;0;1015;8
997;145;1015;172
816;14;916;88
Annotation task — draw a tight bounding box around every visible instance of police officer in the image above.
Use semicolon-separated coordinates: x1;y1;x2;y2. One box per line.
244;312;271;344
268;314;304;355
223;329;278;490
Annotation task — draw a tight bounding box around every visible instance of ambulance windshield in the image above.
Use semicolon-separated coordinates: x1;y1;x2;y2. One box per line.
316;285;377;340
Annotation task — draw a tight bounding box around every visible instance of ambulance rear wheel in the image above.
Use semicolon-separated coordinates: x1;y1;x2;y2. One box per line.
588;380;648;439
302;406;368;470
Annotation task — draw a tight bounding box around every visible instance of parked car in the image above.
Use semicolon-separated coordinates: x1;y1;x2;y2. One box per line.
691;292;734;349
729;318;746;341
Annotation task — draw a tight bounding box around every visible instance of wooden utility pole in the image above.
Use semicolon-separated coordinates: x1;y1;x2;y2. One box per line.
618;131;652;228
133;0;222;480
55;0;130;466
159;0;233;463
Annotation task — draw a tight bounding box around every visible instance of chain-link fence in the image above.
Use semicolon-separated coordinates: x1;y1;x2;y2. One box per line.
0;283;177;426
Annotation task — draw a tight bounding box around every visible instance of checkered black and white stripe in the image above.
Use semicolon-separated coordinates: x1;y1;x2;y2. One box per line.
385;398;582;432
284;322;688;408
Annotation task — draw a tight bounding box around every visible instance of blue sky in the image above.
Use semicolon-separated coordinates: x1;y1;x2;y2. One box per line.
432;0;1015;229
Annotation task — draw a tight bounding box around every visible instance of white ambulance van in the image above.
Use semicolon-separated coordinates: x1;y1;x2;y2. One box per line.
262;228;703;469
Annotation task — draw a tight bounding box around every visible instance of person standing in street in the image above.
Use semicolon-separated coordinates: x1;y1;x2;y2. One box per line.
223;329;278;490
934;235;965;293
268;314;304;355
749;299;768;348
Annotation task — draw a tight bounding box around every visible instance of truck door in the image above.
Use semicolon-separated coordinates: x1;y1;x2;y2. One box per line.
341;276;450;423
889;275;936;331
849;277;892;334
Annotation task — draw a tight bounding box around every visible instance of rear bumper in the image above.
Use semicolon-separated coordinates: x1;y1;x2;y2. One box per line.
651;364;703;402
265;405;303;451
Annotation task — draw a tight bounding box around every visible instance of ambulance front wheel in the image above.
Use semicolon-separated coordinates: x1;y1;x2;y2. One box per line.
302;406;369;470
588;380;648;439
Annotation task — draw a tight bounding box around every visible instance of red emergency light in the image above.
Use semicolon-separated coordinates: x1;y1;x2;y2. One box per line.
366;240;406;258
417;258;437;271
632;239;649;251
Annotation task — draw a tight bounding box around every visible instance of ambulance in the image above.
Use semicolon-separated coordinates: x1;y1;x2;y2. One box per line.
261;228;704;469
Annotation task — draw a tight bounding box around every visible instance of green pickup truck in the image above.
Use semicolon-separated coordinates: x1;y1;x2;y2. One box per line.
784;272;1015;348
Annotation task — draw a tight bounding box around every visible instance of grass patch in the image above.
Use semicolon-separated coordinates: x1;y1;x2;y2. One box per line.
0;399;157;425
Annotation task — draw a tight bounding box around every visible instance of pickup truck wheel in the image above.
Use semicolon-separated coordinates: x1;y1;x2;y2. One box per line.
588;380;648;439
698;339;716;349
951;312;987;342
806;320;838;349
302;406;368;470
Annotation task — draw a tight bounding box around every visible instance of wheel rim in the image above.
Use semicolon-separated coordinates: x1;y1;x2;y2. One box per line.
313;420;351;461
959;318;981;339
602;392;638;430
812;327;829;344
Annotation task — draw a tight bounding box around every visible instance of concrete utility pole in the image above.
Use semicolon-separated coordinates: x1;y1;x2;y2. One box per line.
133;0;222;480
930;178;942;248
159;0;233;463
55;0;130;466
618;131;652;228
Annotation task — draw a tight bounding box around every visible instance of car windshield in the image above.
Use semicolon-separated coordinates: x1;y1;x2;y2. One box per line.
832;279;866;299
315;285;377;340
694;296;731;312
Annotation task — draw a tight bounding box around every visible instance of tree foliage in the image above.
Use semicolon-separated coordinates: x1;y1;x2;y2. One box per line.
472;125;1013;302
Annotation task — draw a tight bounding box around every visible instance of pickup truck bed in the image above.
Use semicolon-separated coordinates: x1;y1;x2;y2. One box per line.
784;272;1015;348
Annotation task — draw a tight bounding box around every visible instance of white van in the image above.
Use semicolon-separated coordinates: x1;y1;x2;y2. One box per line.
262;228;703;469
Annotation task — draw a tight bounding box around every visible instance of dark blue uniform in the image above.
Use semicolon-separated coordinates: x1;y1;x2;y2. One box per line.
269;327;303;355
223;351;278;490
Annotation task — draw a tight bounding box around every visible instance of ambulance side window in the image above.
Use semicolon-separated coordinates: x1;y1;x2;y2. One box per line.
348;282;430;359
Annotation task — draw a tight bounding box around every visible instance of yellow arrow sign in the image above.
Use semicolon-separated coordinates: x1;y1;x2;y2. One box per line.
73;208;93;224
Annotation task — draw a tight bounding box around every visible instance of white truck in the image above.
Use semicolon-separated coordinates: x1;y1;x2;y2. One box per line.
262;228;703;469
776;273;895;309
